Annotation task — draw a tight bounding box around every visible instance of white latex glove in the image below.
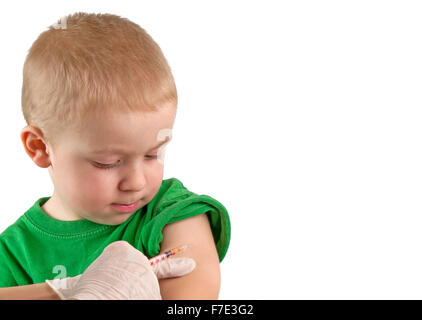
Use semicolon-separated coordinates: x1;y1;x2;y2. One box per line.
46;240;196;300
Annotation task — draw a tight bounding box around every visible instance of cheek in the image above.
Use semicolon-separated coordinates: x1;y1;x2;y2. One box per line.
60;163;115;206
150;162;164;180
145;164;164;198
83;174;112;196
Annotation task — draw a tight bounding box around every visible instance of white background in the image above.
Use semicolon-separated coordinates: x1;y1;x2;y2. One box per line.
0;0;421;299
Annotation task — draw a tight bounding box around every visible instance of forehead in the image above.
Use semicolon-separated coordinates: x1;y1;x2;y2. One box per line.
71;107;176;154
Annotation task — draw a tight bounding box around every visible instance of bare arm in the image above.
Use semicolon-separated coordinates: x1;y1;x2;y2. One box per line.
0;282;60;300
158;213;221;299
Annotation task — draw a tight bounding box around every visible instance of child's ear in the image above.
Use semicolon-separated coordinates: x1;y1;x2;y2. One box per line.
20;125;51;168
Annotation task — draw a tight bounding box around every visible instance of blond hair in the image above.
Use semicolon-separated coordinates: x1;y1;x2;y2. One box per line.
21;12;177;145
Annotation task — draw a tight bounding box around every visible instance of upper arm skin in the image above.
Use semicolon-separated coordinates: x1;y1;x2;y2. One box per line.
158;213;221;299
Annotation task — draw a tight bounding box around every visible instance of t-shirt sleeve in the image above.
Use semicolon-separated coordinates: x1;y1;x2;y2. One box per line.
0;240;20;287
138;178;231;262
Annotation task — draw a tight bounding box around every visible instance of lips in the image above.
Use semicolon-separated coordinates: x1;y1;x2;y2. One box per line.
111;200;140;213
113;201;138;206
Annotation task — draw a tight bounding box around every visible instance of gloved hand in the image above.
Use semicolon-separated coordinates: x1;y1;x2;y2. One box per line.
46;241;196;300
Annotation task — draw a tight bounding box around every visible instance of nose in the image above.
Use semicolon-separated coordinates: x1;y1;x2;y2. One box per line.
118;161;147;192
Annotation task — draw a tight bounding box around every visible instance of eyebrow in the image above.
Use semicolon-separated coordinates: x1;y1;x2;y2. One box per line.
89;137;172;155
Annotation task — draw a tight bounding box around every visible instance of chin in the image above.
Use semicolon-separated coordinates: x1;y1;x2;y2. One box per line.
85;214;129;226
106;214;134;226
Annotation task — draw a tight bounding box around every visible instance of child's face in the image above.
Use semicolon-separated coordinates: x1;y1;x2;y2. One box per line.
42;103;176;225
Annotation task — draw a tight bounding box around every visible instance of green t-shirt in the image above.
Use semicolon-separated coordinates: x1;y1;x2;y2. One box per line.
0;177;231;287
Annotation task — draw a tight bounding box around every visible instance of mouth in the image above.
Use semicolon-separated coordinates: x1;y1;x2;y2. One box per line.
113;201;139;206
111;200;140;213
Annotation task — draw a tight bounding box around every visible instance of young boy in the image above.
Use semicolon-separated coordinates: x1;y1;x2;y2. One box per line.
0;12;230;299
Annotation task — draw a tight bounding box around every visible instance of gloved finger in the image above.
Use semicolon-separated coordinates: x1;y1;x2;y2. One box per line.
64;274;82;289
101;240;150;267
46;274;82;300
151;257;196;280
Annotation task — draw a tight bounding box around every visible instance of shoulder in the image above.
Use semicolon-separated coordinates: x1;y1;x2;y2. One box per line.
141;177;231;262
0;215;29;243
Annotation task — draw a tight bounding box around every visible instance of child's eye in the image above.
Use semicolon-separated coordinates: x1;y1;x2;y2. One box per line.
92;156;157;170
92;161;119;170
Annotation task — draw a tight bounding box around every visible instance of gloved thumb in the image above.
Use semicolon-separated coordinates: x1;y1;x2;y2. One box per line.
151;257;196;280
